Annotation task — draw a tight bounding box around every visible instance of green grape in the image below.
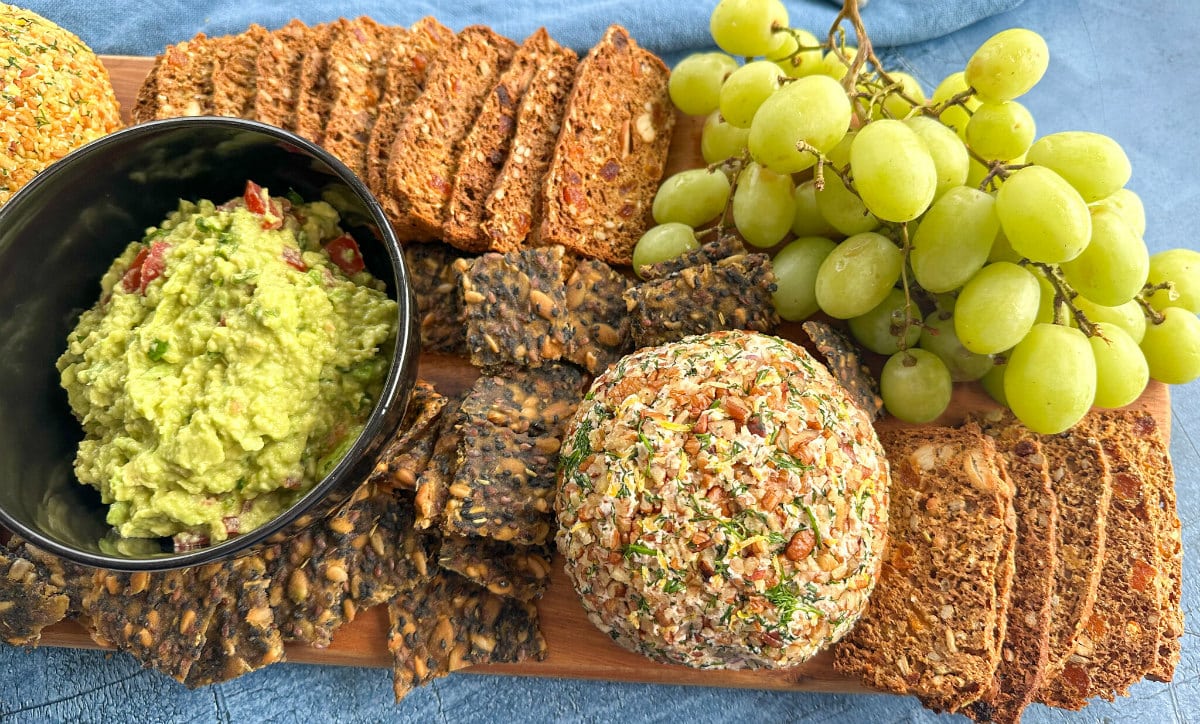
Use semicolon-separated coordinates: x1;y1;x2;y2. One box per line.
1089;322;1149;408
719;61;786;129
848;288;922;355
1060;207;1149;306
1005;323;1096;434
879;71;926;119
669;53;739;117
652;168;731;227
814;232;903;319
988;229;1021;263
815;170;880;235
819;47;858;80
932;291;958;313
1146;248;1200;313
967;157;992;190
995;166;1091;263
932;71;981;139
631;223;699;278
965;100;1035;161
732;162;795;248
919;310;995;381
748;75;852;173
1026;132;1132;203
709;0;790;57
981;360;1008;406
849;120;938;222
954;261;1040;354
825;130;855;167
771;236;837;320
905;115;969;200
881;349;953;423
911;186;998;293
767;28;823;78
1092;187;1146;237
1141;307;1200;384
791;180;840;238
1033;270;1060;325
965;28;1049;102
1075;296;1146;343
701;111;750;165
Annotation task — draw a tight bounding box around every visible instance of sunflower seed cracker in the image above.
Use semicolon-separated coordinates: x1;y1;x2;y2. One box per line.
460;362;585;439
6;537;96;616
801;320;883;420
624;253;779;349
347;488;438;608
438;535;552;601
457;246;571;370
371;381;448;491
415;396;466;530
0;551;69;646
405;244;470;353
563;258;633;374
638;234;747;280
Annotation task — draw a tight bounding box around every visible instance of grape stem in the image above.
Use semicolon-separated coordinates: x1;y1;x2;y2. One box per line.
975;159;1031;191
828;0;925;124
926;88;977;120
895;222;920;352
1026;261;1102;337
713;152;750;241
1135;282;1172;325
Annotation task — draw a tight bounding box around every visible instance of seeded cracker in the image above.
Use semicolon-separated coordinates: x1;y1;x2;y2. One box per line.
0;551;69;646
438;535;551;601
6;537;97;615
348;490;438;608
564;259;633;374
415;395;466;529
183;554;284;688
85;563;231;682
460;363;585;438
443;421;560;546
458;246;571;370
371;380;448;491
801;321;883;420
624;254;778;349
638;235;747;280
387;571;546;702
405;244;470;353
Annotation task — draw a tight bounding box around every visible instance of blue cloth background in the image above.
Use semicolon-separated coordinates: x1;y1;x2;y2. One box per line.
5;1;1200;722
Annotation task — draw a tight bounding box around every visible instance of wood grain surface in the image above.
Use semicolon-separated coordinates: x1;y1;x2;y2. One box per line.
34;56;1171;693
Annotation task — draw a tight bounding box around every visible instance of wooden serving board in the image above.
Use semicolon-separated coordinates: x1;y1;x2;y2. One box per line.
33;56;1171;693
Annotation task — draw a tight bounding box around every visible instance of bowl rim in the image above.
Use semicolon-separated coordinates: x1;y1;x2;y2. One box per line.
0;115;419;571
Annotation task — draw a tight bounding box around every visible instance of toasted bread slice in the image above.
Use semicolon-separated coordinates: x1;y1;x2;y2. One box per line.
385;26;518;241
366;17;454;225
292;21;340;142
479;36;578;252
152;33;218;119
321;17;394;177
969;410;1059;724
537;25;673;265
1039;412;1162;708
211;24;267;118
443;29;570;251
253;19;310;131
835;425;1015;714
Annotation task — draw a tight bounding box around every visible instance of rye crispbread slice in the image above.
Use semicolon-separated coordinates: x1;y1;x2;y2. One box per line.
443;28;567;251
1039;412;1162;707
292;20;340;143
969;410;1059;724
385;26;517;241
480;37;578;252
835;425;1015;713
151;33;219;119
211;24;267;118
537;25;673;265
366;17;454;225
252;19;310;131
320;17;394;178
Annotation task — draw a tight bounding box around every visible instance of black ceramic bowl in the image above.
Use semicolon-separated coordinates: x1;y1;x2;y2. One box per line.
0;117;418;571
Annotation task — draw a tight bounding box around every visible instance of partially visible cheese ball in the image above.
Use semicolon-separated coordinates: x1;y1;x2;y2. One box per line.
557;330;891;669
0;4;123;205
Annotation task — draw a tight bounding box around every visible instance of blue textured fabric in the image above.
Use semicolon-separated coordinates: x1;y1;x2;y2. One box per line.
20;0;1023;57
4;1;1200;723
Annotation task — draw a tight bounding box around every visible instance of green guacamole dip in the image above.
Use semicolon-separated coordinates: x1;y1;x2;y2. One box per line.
57;183;398;549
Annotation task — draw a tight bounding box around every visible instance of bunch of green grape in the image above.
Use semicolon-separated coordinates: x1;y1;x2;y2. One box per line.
634;0;1200;434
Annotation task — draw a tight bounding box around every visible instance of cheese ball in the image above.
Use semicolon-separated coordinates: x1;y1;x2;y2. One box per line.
557;330;890;669
0;4;123;205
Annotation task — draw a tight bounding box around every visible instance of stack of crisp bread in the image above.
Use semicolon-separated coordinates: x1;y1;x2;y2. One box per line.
834;408;1183;723
133;19;674;268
